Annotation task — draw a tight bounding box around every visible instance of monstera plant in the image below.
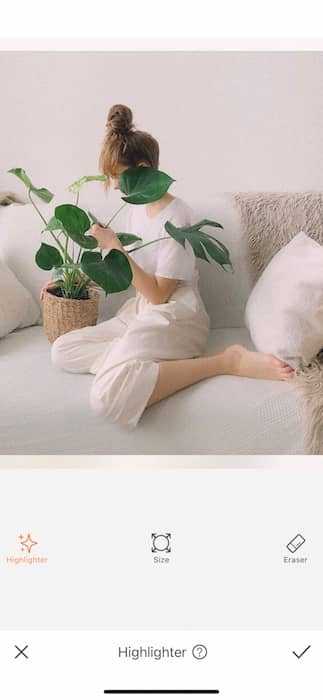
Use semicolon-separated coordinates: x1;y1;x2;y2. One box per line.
8;165;232;341
9;165;232;296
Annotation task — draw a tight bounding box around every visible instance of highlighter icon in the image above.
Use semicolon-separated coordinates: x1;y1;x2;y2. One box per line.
286;534;306;553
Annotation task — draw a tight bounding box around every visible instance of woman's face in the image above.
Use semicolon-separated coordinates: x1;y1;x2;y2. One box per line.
109;161;149;190
109;165;129;191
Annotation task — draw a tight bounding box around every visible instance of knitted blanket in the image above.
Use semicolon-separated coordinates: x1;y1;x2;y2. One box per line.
233;191;323;455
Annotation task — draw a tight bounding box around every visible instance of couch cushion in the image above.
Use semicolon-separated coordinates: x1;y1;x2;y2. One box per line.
0;325;304;454
191;196;252;328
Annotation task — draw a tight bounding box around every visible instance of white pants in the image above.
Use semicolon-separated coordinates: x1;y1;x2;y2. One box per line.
51;283;210;427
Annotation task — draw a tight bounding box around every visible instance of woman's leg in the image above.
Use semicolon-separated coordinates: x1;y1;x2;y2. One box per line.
51;315;127;374
147;344;294;406
90;292;295;426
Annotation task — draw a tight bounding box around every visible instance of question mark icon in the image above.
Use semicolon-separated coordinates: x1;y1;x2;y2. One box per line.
192;644;207;660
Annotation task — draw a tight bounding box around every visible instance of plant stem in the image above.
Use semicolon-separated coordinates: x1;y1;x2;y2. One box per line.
73;276;91;299
64;229;69;263
28;190;48;227
28;189;74;264
127;236;170;254
68;267;79;295
105;202;127;228
71;190;80;282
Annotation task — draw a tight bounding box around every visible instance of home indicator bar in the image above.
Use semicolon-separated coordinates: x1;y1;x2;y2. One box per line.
104;691;220;695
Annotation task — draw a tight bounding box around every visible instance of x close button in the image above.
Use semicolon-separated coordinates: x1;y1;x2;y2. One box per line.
14;645;29;660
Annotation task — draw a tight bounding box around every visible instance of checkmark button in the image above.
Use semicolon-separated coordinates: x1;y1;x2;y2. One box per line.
292;645;311;659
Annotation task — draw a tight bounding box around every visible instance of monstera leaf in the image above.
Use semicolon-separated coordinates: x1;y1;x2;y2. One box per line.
68;174;107;194
43;216;64;232
55;204;97;249
116;233;142;246
8;168;54;203
119;166;175;204
164;219;232;269
81;249;133;294
35;243;63;270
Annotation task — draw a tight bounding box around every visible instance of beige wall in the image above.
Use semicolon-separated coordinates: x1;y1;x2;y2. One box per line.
1;51;323;217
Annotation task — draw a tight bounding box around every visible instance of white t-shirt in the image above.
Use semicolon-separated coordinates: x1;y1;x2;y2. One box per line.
125;197;199;284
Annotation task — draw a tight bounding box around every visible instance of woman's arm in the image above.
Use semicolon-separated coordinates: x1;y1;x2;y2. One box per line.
91;224;178;304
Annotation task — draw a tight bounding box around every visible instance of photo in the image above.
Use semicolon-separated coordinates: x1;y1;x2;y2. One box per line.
1;50;323;455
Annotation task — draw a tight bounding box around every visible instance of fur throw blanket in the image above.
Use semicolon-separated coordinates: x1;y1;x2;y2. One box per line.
233;192;323;454
0;191;26;206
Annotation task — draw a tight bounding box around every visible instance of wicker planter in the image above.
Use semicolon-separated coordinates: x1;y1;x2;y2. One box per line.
42;287;100;343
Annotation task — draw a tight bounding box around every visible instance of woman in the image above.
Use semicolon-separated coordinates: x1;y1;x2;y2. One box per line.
50;104;294;427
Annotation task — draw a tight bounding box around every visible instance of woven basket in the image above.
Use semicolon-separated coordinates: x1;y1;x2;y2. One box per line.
42;287;100;343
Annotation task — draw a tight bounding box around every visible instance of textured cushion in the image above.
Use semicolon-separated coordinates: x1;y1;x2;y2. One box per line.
245;232;323;365
233;191;323;282
0;258;40;337
0;325;304;454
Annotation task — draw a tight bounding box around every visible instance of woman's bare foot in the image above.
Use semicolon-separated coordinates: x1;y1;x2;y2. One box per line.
221;344;295;381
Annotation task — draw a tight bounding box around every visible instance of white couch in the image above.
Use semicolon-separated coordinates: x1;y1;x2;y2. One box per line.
0;195;304;454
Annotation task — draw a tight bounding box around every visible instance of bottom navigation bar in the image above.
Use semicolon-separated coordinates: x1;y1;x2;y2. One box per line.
0;631;320;700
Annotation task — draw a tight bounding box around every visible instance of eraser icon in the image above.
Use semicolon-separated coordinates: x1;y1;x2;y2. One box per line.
286;534;306;553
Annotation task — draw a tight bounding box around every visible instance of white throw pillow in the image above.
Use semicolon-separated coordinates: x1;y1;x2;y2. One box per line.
0;202;48;302
0;259;40;338
245;232;323;366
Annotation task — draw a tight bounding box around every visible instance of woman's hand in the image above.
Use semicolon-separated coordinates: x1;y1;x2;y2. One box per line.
91;224;124;253
40;280;56;301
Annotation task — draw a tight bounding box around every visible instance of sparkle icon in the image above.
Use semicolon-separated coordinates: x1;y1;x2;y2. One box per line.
19;534;38;554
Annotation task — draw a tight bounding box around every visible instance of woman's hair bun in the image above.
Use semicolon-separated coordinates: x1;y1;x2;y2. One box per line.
107;104;134;136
